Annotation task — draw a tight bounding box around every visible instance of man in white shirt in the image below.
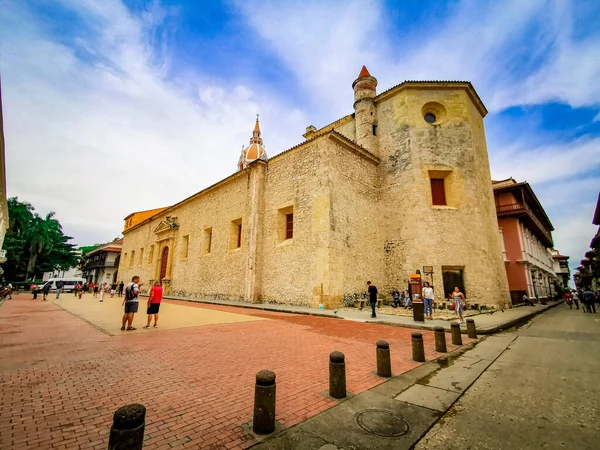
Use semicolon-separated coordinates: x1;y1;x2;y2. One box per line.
423;282;434;320
121;276;141;331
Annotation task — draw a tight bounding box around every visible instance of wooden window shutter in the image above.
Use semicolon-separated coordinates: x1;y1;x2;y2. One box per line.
431;178;446;205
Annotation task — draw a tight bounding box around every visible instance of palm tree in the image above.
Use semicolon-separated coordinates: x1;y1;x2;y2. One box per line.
25;212;57;279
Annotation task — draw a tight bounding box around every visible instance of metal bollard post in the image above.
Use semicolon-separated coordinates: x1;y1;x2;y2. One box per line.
466;318;477;339
253;370;276;435
329;351;347;399
108;404;146;450
451;322;463;345
411;332;425;362
376;340;392;377
434;326;447;353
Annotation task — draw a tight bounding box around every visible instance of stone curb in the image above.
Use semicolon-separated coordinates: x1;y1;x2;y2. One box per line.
369;300;564;334
148;293;563;333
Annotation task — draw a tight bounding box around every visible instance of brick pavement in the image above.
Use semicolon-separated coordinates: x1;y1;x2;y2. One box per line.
0;294;468;449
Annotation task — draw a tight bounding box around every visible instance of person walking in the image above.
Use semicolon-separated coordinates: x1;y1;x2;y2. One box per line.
121;276;141;331
367;281;378;318
582;289;596;313
55;280;64;299
93;283;99;297
423;282;434;320
452;287;466;323
7;283;12;299
110;282;117;298
118;281;124;298
99;283;107;302
144;281;163;328
572;291;580;310
42;282;51;301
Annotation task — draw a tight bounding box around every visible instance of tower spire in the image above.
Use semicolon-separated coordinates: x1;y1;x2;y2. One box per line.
238;116;268;171
250;114;263;145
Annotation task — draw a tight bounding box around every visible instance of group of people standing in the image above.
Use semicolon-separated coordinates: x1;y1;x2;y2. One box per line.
369;281;467;323
566;289;599;313
72;281;126;299
120;276;163;331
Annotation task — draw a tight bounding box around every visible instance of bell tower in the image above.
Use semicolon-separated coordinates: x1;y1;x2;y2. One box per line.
352;66;378;155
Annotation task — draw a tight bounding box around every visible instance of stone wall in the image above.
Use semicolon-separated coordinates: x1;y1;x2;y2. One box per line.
356;86;510;305
119;172;249;298
119;82;511;307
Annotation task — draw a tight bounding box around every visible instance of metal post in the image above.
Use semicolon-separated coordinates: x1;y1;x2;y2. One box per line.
411;332;425;362
253;370;276;435
108;404;146;450
376;340;392;377
466;318;477;339
451;322;462;345
434;326;447;353
329;351;347;399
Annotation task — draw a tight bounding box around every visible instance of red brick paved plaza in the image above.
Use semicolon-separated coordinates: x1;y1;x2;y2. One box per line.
0;293;464;449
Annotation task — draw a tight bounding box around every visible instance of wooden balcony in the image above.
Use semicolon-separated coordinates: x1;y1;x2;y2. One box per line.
496;202;553;247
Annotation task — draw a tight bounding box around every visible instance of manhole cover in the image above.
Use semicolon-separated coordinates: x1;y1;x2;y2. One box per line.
353;409;410;437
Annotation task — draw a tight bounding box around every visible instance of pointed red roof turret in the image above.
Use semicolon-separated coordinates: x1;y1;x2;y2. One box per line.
358;65;371;78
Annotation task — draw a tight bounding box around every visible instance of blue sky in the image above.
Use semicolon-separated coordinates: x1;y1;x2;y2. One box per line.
1;0;599;274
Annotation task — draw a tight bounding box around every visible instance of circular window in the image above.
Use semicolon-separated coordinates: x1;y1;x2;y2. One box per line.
421;102;447;125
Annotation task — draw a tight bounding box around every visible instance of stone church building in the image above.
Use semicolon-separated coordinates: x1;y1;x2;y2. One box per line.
118;67;510;307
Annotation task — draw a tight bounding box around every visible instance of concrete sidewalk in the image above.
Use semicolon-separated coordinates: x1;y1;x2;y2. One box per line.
154;292;564;334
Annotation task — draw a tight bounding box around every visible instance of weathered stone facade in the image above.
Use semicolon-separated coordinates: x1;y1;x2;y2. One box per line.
119;68;510;307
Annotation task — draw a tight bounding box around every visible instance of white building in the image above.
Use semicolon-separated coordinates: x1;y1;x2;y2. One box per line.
81;239;122;285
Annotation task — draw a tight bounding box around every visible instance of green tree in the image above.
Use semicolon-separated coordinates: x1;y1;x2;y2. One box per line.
2;197;79;281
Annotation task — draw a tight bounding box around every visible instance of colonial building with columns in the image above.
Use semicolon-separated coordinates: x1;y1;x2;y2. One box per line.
118;67;510;307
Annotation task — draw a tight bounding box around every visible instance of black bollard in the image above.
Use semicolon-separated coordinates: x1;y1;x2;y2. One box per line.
329;351;347;399
411;332;425;362
434;326;447;353
451;322;462;345
108;404;146;450
466;318;477;339
376;340;392;377
253;370;276;435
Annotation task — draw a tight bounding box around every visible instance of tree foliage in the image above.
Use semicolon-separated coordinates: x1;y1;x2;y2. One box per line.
2;197;79;281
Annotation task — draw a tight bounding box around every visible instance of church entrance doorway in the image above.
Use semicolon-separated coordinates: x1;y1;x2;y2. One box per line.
160;246;169;281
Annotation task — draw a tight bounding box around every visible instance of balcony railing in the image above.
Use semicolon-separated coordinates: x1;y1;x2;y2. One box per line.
496;202;552;246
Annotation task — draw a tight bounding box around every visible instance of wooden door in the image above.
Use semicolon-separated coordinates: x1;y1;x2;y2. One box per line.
160;246;169;280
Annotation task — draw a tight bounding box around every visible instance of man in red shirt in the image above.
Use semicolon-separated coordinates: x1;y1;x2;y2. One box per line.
143;281;163;328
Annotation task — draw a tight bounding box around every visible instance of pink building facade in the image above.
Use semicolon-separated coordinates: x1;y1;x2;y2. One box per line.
493;179;558;304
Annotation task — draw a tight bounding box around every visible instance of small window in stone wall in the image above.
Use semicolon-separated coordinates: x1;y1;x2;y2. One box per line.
139;248;144;266
147;245;154;264
203;228;213;255
278;206;294;243
229;219;242;250
181;235;189;259
130;250;135;268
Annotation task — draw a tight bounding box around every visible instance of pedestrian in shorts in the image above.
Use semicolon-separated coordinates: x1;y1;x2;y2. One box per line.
121;276;141;331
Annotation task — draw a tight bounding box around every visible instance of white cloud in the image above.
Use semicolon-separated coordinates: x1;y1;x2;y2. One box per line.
489;136;600;184
0;0;307;246
238;0;600;113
